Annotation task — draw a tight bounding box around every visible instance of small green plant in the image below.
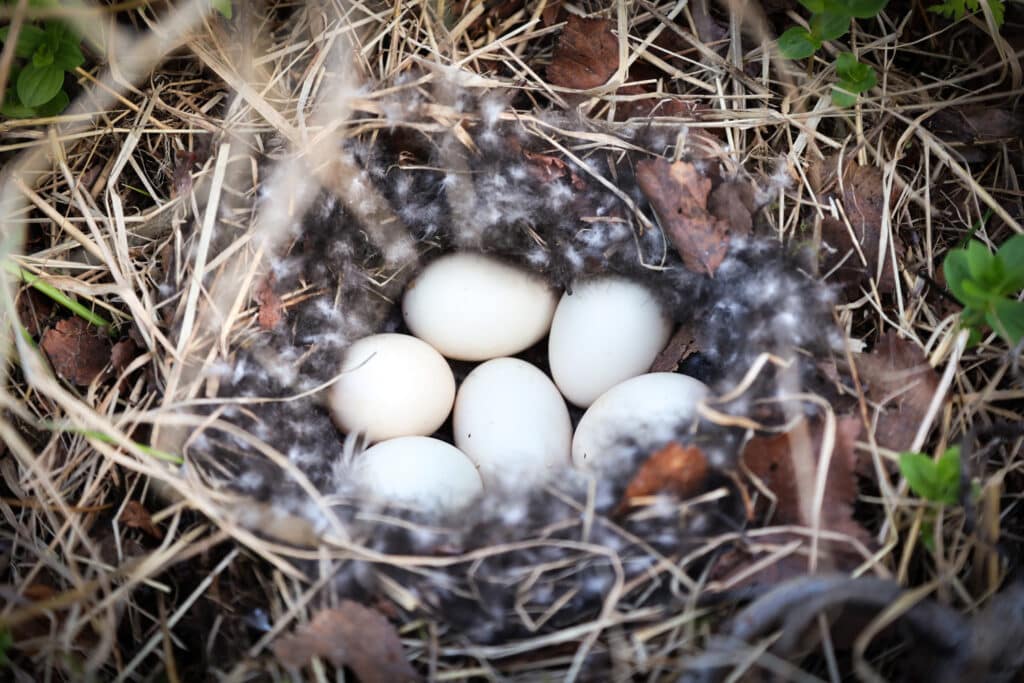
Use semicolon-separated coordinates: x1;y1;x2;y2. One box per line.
211;0;233;19
928;0;1004;25
777;0;887;107
900;446;973;550
942;235;1024;347
900;446;962;506
0;20;83;119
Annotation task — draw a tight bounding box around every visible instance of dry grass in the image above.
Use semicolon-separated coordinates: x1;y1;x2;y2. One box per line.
1;0;1022;681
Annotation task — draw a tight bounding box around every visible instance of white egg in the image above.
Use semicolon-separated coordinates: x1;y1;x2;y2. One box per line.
548;276;672;407
354;437;483;514
328;333;455;442
571;372;709;471
402;252;559;361
454;358;572;490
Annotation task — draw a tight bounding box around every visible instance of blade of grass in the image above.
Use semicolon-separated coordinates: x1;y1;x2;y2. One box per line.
3;259;115;333
40;420;183;465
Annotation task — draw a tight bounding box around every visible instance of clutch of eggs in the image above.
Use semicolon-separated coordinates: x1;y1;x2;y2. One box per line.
327;252;709;517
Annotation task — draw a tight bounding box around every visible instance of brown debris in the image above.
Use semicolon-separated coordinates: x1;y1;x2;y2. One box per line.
619;442;709;512
854;331;940;454
110;338;138;374
741;415;867;542
651;324;698;372
816;159;902;294
40;317;111;386
120;500;164;540
255;272;286;330
271;601;420;681
546;15;618;90
16;287;56;337
636;159;750;275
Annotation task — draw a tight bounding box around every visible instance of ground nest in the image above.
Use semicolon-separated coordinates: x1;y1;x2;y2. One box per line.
1;1;1023;681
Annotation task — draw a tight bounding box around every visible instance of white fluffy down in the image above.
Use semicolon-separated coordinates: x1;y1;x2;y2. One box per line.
402;253;559;361
328;333;455;442
354;437;483;514
548;277;672;407
572;373;709;471
454;358;573;490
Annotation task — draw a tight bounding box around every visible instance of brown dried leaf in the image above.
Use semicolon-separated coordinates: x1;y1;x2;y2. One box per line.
817;159;902;294
546;15;618;90
255;273;285;330
271;601;420;682
636;159;735;275
741;415;866;541
708;180;756;236
927;105;1023;143
855;331;939;454
120;500;163;540
41;317;111;386
16;287;55;337
111;339;138;374
620;443;709;511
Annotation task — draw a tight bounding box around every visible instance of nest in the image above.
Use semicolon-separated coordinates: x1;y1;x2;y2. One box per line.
2;1;1023;681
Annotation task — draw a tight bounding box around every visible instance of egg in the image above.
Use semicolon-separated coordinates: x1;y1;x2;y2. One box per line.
328;333;455;442
353;437;483;514
402;252;559;361
571;373;709;471
548;276;672;407
454;358;572;490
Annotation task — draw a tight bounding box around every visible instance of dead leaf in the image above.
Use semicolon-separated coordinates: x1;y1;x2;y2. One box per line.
120;500;163;540
522;150;585;191
255;273;285;330
16;287;55;337
111;339;138;374
619;443;709;512
741;415;866;542
637;159;743;275
713;416;869;589
927;106;1023;143
41;317;111;386
546;15;618;90
816;159;901;294
708;180;756;236
271;601;420;682
854;331;939;454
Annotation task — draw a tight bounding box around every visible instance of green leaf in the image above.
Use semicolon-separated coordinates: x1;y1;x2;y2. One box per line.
211;0;232;18
778;26;820;60
994;235;1024;294
33;88;68;117
965;240;995;281
810;11;851;41
900;452;941;502
841;0;890;18
934;446;962;505
961;278;998;306
0;93;38;119
0;23;46;59
798;0;827;12
16;62;64;107
943;248;972;303
832;83;858;107
52;39;84;71
989;298;1024;345
929;0;1005;25
32;42;54;67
